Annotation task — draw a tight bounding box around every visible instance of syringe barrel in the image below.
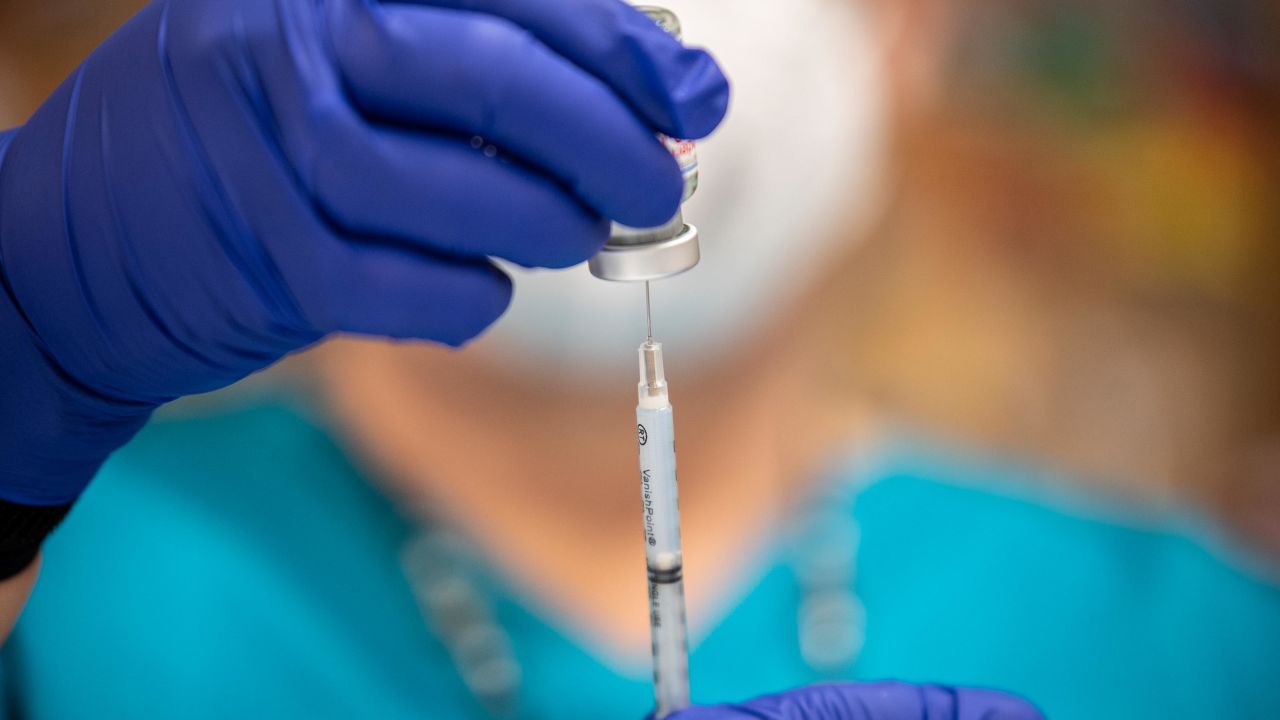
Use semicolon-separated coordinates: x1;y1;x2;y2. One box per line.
637;405;682;568
636;402;690;718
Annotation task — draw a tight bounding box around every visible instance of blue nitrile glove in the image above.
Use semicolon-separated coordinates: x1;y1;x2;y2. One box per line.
0;0;729;575
664;682;1045;720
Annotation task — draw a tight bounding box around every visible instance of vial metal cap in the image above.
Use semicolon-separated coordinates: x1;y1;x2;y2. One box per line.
589;222;699;282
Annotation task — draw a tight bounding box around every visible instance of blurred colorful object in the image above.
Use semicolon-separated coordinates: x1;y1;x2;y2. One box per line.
838;0;1279;559
948;0;1278;301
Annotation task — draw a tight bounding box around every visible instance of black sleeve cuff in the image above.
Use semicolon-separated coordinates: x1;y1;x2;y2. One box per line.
0;499;71;578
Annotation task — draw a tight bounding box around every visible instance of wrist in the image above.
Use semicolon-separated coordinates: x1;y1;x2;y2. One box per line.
0;124;152;579
0;274;150;578
0;284;151;506
1;125;153;506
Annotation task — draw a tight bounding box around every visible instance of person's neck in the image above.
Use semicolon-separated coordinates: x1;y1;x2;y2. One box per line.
316;323;855;662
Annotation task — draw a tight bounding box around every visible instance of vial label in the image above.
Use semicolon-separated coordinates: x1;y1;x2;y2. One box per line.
641;5;698;203
662;136;699;202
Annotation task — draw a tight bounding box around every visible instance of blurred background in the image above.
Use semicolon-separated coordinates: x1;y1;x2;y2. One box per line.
828;0;1280;560
3;1;1280;718
3;0;1277;557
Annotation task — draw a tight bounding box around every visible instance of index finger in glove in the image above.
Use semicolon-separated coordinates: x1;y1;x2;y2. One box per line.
328;0;685;228
399;0;730;140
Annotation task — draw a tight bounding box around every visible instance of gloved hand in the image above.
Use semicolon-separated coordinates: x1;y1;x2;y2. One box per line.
0;0;729;574
665;682;1044;720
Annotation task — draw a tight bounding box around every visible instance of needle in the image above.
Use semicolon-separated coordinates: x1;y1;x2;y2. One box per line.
645;281;654;341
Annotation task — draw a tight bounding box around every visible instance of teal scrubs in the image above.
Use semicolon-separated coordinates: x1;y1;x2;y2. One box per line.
6;401;1279;719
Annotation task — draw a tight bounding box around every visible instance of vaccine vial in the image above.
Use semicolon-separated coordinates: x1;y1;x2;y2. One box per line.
588;5;702;283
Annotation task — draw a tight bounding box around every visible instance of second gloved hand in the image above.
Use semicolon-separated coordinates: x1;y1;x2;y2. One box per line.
665;682;1044;720
0;0;728;569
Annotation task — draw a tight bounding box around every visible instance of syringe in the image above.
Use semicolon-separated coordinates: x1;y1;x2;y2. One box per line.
636;282;691;718
583;6;700;714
